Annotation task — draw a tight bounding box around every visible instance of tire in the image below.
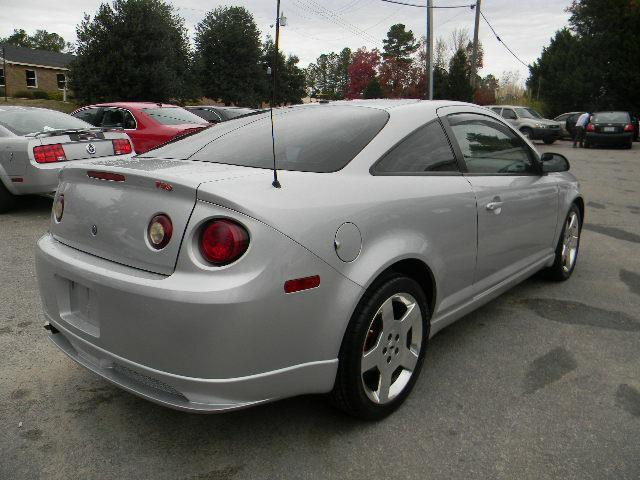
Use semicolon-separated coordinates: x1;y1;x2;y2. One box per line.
521;128;533;141
330;273;430;420
543;204;582;281
543;138;556;145
0;181;16;214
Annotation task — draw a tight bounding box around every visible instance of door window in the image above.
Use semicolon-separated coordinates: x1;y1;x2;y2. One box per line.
447;113;537;175
374;121;458;173
501;108;517;120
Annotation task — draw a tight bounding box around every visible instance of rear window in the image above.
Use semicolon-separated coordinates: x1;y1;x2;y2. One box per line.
0;108;92;135
142;107;209;126
593;112;630;123
187;105;389;173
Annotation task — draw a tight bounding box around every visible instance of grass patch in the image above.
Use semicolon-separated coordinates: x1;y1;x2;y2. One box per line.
0;97;80;113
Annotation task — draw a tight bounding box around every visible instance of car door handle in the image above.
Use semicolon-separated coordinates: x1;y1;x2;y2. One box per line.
486;201;503;211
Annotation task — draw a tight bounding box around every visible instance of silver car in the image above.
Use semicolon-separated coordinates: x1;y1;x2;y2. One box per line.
488;105;562;144
0;106;135;212
36;100;583;419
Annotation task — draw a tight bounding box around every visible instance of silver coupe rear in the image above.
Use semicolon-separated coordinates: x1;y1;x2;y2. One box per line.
35;100;584;419
0;106;135;212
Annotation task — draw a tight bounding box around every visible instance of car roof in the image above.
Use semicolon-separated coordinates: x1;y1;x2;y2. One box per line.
0;105;57;112
85;102;181;109
487;105;530;109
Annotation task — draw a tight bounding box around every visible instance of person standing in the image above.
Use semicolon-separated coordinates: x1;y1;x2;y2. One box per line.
573;112;591;148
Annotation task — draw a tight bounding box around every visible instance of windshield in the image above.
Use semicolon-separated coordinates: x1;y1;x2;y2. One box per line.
142;107;209;126
514;107;543;119
0;108;92;135
593;112;630;123
142;105;389;173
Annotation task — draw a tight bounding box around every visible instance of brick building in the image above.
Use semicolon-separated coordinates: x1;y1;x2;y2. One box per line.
0;44;74;97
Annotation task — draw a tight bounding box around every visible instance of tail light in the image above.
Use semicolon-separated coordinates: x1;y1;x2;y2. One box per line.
624;124;634;132
34;144;66;163
112;139;132;155
147;214;173;250
199;219;249;266
53;194;64;222
586;123;595;132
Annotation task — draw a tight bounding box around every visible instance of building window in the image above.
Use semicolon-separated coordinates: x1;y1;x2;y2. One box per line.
26;69;37;88
0;68;4;87
57;73;66;90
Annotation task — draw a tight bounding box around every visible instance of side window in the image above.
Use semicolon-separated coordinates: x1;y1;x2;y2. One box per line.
73;108;100;126
491;107;502;115
101;108;136;129
447;113;537;175
25;69;37;88
502;108;517;120
374;121;458;174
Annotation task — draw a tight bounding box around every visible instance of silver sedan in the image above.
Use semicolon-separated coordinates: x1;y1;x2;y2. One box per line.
0;106;135;212
36;100;583;419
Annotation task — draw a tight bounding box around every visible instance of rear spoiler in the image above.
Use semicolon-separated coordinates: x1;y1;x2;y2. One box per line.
25;127;124;139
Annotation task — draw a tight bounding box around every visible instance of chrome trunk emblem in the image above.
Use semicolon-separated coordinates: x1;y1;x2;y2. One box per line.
86;143;97;155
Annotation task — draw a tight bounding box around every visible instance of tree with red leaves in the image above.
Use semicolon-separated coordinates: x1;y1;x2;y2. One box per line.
346;48;381;100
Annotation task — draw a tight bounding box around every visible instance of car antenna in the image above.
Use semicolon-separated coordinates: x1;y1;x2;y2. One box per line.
269;0;283;189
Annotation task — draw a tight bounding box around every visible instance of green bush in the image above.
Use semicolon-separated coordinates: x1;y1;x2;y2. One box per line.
13;90;34;99
32;90;49;99
47;91;64;101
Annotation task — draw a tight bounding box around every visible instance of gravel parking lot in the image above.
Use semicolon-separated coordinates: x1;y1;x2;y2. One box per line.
1;141;639;480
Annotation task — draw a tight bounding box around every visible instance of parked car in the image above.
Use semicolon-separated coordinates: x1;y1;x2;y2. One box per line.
185;105;260;123
37;100;583;419
554;111;584;139
488;105;562;144
0;106;134;213
584;111;635;149
71;102;209;154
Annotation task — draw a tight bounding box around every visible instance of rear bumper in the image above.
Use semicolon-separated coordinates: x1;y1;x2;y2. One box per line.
36;229;362;412
2;162;60;195
46;320;337;412
585;132;633;145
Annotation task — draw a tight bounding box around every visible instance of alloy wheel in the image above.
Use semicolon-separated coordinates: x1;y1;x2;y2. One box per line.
361;293;423;404
561;211;580;273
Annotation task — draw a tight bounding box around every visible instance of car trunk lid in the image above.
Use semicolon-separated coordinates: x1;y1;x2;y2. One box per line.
34;129;134;160
51;158;262;275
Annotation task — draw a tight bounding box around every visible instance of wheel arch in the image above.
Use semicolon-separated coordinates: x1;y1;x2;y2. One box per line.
573;195;585;227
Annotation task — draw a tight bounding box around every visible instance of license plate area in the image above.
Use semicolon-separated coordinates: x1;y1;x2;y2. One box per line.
604;127;615;132
55;276;100;337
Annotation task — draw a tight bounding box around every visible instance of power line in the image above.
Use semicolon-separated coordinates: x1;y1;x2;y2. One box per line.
480;11;530;68
380;0;475;8
292;0;385;48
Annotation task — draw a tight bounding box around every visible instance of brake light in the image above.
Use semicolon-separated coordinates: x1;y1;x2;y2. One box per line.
586;123;595;132
87;171;125;182
624;124;634;132
112;138;132;155
199;219;249;266
147;214;173;250
33;144;66;163
53;194;64;222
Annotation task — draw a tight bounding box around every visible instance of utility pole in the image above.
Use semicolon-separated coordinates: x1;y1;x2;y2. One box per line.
427;0;433;100
470;0;482;89
2;45;7;101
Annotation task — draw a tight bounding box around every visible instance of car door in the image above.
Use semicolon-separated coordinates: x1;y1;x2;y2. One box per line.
501;107;519;128
372;119;477;318
440;109;559;289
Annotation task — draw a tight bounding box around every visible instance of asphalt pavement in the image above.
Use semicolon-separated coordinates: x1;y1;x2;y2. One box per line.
0;140;638;480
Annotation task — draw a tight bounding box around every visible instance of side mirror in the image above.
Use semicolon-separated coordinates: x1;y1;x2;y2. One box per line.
541;152;570;173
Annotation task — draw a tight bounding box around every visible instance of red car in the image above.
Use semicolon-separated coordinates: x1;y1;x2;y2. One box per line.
71;102;209;154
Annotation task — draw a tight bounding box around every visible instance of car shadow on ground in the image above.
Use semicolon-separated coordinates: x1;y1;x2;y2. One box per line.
8;195;52;216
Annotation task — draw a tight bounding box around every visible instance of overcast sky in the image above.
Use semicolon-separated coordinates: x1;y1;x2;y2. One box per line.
1;0;572;83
